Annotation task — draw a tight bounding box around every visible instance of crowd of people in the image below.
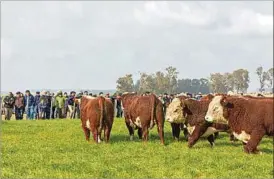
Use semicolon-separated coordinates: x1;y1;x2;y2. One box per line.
1;90;202;121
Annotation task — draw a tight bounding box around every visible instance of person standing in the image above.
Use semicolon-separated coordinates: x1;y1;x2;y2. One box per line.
3;92;15;120
63;92;69;118
67;91;76;119
55;91;66;119
50;93;56;119
162;93;170;118
24;90;35;120
75;92;82;119
34;91;40;119
45;91;51;119
39;91;48;119
116;94;122;118
14;92;24;120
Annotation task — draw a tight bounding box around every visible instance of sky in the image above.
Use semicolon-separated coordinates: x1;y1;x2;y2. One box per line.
1;1;273;92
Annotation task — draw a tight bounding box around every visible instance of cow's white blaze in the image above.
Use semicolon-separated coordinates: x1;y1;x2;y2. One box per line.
86;120;91;130
187;125;195;135
233;131;250;143
201;127;220;137
134;117;142;128
205;96;228;124
165;98;186;123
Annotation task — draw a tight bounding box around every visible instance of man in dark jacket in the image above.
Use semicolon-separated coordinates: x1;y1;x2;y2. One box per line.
67;91;76;119
3;92;16;120
34;91;40;119
45;91;51;119
15;91;24;120
162;93;170;114
24;90;35;120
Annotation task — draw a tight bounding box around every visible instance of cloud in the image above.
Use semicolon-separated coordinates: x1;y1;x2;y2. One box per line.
134;2;273;36
1;38;13;61
219;8;273;36
134;2;217;26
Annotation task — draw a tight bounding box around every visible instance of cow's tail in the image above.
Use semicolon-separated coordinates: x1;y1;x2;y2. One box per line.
98;96;106;133
150;94;157;129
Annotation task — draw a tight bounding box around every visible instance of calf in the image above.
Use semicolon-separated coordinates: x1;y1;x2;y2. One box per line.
205;95;273;154
80;96;114;143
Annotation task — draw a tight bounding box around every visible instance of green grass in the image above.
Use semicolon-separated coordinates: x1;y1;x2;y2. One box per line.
1;119;273;178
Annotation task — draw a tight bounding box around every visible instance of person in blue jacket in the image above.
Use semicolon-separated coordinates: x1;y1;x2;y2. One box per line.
24;90;35;120
34;91;40;119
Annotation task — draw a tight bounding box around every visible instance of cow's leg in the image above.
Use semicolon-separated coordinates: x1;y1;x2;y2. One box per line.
182;125;189;142
214;132;219;139
104;125;112;143
171;123;180;141
82;125;90;141
142;126;149;142
207;134;215;147
188;124;208;148
156;120;164;145
125;120;134;140
90;126;99;143
137;128;142;139
244;129;265;154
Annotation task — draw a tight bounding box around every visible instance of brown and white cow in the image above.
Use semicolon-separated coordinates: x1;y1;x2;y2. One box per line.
121;93;165;144
166;95;233;147
205;95;273;154
80;96;114;143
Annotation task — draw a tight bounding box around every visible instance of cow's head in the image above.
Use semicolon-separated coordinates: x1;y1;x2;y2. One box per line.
205;95;232;124
165;98;186;123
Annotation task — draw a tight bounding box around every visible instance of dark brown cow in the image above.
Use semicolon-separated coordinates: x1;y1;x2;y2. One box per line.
205;95;273;154
80;96;114;143
121;93;165;144
166;95;233;147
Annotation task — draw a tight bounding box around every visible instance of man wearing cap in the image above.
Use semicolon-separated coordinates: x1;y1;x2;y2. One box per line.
3;92;16;120
15;92;24;120
195;92;203;101
34;91;40;119
39;91;48;119
24;90;35;120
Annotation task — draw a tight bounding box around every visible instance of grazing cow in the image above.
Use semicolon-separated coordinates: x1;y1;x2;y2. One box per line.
166;95;232;147
80;96;114;143
121;93;165;144
205;95;273;154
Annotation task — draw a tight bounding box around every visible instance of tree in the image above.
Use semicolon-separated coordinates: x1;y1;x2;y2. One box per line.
266;68;273;89
223;73;234;92
165;66;179;94
256;66;267;92
154;71;169;94
177;78;192;93
209;73;227;93
116;74;134;93
232;69;249;93
138;72;155;94
199;78;210;94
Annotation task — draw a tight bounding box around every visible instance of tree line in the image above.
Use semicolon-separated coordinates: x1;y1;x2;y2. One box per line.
116;66;273;94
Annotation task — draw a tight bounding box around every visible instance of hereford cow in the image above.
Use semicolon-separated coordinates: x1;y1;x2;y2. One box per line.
205;95;273;154
121;93;165;144
166;95;232;147
80;96;114;143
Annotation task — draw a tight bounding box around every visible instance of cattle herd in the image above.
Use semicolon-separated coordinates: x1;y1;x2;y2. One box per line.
79;92;273;154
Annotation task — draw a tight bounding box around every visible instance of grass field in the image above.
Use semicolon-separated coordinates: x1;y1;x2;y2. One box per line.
1;119;273;178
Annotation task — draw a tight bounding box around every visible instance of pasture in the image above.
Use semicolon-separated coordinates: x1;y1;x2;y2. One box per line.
1;119;273;178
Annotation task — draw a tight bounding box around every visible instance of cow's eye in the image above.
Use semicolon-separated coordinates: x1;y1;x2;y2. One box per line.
213;107;218;111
